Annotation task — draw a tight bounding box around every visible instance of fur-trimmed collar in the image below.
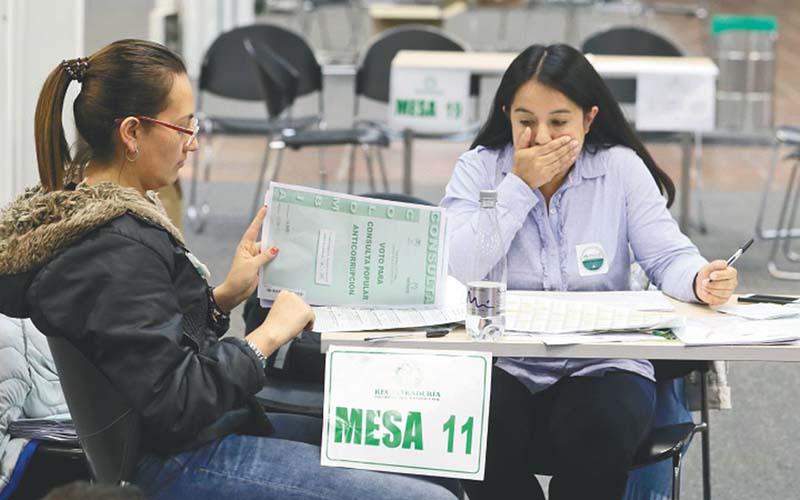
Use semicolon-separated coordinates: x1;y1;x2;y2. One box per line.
0;181;184;275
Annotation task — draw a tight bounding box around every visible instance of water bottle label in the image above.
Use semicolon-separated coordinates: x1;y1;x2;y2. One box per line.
466;282;504;317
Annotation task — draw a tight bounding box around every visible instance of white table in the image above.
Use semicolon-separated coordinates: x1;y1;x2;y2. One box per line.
321;292;796;500
321;295;800;362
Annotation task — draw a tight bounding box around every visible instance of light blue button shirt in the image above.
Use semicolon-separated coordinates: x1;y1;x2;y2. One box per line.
441;143;708;394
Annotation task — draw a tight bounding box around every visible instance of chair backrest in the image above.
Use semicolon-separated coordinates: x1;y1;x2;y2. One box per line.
355;25;471;106
580;26;683;104
199;24;322;103
46;337;141;485
243;38;301;119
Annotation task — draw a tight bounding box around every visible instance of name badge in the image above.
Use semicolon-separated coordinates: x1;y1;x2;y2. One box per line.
576;242;609;277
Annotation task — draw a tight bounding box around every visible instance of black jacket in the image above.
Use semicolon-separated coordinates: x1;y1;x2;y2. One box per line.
0;183;271;456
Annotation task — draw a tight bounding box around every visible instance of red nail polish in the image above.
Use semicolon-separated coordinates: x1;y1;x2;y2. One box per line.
269;246;279;256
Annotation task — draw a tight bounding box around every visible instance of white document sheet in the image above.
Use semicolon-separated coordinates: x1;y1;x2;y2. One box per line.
312;276;467;332
505;293;678;335
313;305;465;333
519;290;676;312
717;303;800;321
503;332;662;346
675;317;800;346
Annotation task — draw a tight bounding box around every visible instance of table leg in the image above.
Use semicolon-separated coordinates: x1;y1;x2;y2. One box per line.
680;133;692;234
403;128;413;195
700;370;711;500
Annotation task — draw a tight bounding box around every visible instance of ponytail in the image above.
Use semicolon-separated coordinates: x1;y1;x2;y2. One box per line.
34;63;73;192
33;41;186;193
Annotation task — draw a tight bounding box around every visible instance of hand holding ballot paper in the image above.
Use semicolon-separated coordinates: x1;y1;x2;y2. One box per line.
258;183;449;308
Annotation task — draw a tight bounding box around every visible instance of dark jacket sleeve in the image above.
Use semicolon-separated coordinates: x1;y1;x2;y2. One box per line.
27;226;266;448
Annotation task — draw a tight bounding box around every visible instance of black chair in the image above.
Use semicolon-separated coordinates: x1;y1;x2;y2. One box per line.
187;24;323;232
636;360;711;500
756;126;800;279
353;25;480;195
529;361;708;500
46;337;141;485
242;36;391;218
581;26;683;105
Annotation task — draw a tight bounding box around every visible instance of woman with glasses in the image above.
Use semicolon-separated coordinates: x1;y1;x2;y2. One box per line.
0;39;459;500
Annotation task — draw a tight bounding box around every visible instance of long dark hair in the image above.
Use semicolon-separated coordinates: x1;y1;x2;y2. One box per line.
34;39;186;192
472;44;675;207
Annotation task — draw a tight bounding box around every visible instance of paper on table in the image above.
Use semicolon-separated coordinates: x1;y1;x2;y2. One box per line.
505;293;678;334
718;303;800;321
675;318;800;346
313;305;465;333
312;276;466;333
503;332;663;346
515;290;675;312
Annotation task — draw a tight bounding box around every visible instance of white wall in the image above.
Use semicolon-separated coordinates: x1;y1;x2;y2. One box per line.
0;0;254;206
0;0;84;206
84;0;154;54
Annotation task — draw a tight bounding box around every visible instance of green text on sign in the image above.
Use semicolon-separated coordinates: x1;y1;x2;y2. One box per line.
443;415;474;455
334;407;423;450
396;99;437;117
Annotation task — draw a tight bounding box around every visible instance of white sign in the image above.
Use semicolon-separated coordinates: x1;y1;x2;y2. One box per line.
389;68;470;135
321;346;492;480
635;73;715;132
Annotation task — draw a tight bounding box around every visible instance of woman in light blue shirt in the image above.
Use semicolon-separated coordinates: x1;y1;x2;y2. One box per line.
442;44;738;500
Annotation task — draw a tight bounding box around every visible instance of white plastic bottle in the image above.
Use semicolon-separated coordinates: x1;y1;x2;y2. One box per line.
465;190;507;341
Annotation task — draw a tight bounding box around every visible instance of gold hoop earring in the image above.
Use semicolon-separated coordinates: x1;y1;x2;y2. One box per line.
125;148;139;162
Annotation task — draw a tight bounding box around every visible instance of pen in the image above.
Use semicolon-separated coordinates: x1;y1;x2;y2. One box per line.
725;238;754;266
364;327;452;342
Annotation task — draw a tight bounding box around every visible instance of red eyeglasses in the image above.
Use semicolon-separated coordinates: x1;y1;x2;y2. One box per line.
116;115;200;147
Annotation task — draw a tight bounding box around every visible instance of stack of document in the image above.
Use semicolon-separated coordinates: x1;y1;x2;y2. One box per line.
505;293;679;335
8;417;78;444
675;316;800;346
717;303;800;320
313;276;466;332
312;305;464;333
674;302;800;346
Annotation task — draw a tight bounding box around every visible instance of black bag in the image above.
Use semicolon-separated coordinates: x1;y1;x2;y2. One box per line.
243;293;325;382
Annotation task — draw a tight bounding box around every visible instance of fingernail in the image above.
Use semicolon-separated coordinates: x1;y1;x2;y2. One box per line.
710;273;717;280
269;246;279;256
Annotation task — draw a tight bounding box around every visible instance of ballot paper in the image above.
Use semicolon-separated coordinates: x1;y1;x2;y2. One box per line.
717;303;800;321
675;317;800;346
258;183;448;307
505;293;678;335
312;276;467;332
521;290;676;312
503;332;665;346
